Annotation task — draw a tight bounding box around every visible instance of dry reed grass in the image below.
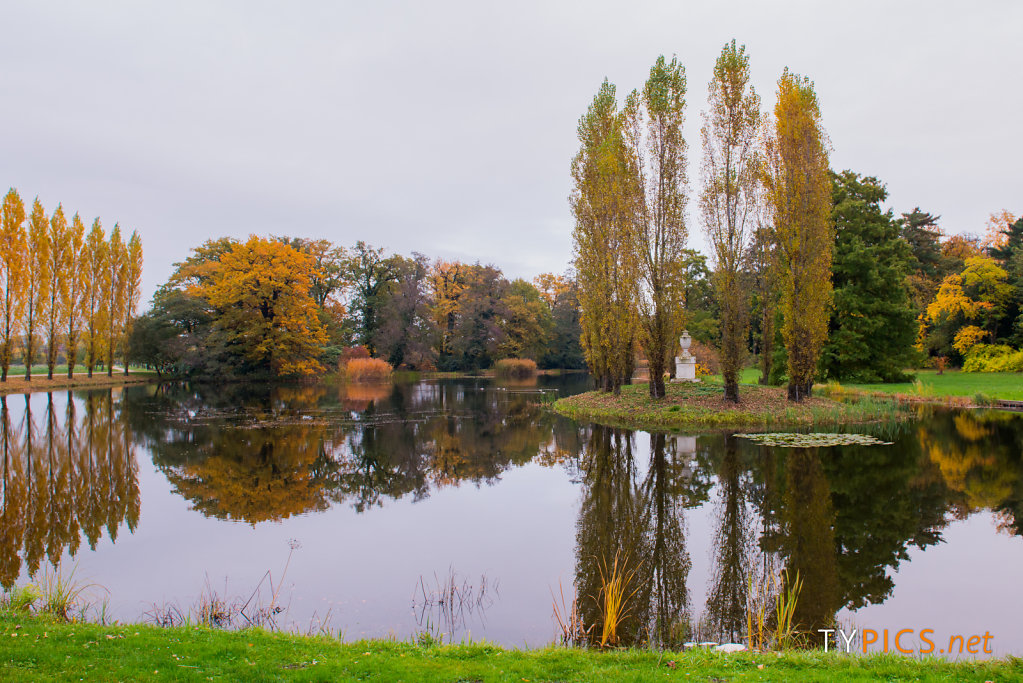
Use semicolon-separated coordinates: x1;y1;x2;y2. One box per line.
494;358;538;379
344;357;393;383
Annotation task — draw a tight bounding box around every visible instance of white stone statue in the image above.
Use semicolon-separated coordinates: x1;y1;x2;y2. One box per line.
672;330;699;383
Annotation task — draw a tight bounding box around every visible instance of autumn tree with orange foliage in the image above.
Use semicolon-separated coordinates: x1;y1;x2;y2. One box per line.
121;232;143;374
62;213;87;378
82;219;109;378
200;236;328;377
44;205;71;379
23;198;51;379
0;189;27;382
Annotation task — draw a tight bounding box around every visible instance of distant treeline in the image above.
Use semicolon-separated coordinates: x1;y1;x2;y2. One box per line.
0;188;143;380
130;236;593;377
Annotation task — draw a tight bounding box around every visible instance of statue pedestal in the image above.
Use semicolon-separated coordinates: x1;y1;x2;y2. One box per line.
670;330;700;383
671;354;699;383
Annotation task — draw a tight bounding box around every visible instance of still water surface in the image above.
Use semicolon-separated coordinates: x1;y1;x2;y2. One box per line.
2;376;1022;655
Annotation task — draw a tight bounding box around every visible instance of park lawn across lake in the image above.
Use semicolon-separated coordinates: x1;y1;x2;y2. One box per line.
1;614;1021;682
710;367;1023;402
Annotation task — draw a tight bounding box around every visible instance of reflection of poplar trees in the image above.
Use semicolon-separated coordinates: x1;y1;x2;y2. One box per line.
640;433;693;648
0;397;26;586
782;448;839;633
574;429;700;648
0;391;139;589
705;435;753;643
575;426;647;646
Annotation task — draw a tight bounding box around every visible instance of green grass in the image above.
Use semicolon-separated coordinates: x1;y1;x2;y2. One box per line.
553;381;903;431
7;364;89;375
842;369;1023;402
1;613;1020;682
710;367;1023;403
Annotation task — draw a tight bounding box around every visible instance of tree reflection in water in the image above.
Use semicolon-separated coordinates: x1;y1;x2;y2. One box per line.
3;376;1023;647
0;391;139;589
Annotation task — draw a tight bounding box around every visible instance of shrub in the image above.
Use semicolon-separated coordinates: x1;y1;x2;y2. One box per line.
689;341;720;374
339;346;371;367
963;344;1023;373
344;357;393;382
494;358;538;379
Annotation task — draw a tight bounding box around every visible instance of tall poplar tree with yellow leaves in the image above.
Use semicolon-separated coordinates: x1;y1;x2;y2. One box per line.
700;41;762;403
82;219;109;378
0;189;27;382
62;213;87;378
44;204;72;380
121;231;143;374
571;79;640;394
23;198;52;380
104;225;127;376
623;55;690;399
764;70;832;401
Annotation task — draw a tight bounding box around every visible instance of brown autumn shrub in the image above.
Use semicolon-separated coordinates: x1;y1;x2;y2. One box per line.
494;358;538;379
689;341;721;374
344;357;393;382
339;346;371;369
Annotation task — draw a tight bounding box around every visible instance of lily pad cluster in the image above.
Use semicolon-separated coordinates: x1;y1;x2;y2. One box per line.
736;432;893;448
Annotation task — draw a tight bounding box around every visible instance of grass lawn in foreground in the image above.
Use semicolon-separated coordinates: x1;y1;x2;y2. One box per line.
1;614;1020;682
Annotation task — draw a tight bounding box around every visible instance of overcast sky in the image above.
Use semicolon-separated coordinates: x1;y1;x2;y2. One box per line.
1;1;1020;305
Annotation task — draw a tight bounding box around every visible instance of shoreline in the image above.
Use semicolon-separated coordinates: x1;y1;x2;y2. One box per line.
0;372;159;396
553;380;905;431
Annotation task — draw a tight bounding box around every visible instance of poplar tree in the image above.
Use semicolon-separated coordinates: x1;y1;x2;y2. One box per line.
121;232;143;374
0;189;27;382
764;70;832;401
104;225;127;376
23;198;52;380
700;41;762;403
62;214;87;378
623;55;690;399
82;219;109;378
571;79;639;394
44;205;71;380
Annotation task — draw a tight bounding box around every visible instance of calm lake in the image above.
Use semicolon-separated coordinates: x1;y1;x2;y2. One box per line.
3;375;1022;656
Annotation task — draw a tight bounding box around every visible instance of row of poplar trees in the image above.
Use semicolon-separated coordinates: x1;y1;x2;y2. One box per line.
0;188;143;381
571;41;831;403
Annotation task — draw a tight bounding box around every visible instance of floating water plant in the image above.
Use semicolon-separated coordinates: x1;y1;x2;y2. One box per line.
736;432;893;448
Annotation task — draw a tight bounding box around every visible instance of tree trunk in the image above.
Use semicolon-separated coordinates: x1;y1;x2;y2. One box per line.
648;352;666;399
724;377;739;403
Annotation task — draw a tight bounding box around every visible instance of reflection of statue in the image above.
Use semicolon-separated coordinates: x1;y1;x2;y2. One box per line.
671;331;699;383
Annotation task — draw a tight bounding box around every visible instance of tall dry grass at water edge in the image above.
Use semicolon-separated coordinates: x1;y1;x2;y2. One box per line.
343;357;393;382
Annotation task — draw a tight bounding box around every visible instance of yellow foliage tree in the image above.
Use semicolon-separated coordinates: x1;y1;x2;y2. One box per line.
764;70;832;401
200;236;328;377
62;214;87;378
23;198;52;380
44;205;72;380
623;55;690;399
0;190;27;382
428;260;469;359
104;225;127;376
82;219;109;377
700;40;762;403
532;272;569;311
120;231;143;374
981;210;1017;251
572;79;640;394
